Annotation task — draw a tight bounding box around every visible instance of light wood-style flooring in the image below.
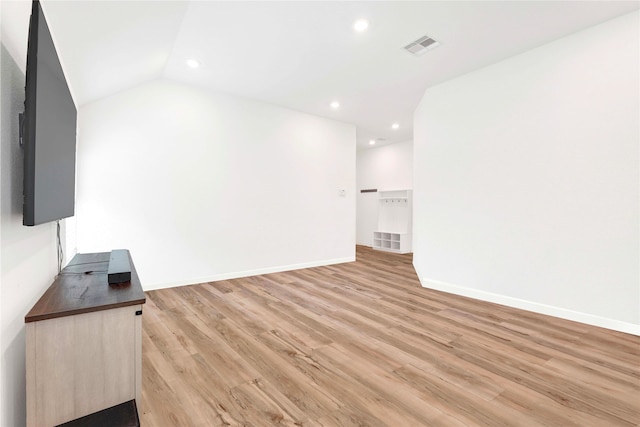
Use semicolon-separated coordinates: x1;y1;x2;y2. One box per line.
140;246;640;426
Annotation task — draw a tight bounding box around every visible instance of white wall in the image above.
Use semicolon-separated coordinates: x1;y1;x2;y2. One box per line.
1;3;59;425
356;141;412;246
414;11;639;334
77;79;356;289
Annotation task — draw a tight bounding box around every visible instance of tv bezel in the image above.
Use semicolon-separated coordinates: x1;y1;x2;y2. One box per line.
22;0;77;227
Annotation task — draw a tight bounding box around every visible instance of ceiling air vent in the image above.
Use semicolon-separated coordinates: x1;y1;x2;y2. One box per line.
404;35;440;56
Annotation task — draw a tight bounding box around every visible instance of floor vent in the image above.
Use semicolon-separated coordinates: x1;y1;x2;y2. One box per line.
404;35;440;56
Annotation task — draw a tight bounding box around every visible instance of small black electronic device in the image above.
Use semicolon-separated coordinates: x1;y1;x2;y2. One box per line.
108;250;132;285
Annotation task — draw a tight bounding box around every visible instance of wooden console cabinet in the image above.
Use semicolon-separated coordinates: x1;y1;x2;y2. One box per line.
25;251;145;427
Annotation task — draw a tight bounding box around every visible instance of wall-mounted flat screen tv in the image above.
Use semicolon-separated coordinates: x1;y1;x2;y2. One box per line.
22;0;77;226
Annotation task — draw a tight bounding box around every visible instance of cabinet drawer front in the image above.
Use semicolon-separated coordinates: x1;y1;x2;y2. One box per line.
27;305;138;426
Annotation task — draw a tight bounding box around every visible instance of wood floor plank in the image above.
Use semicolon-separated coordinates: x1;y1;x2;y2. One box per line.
140;245;640;426
392;363;534;427
450;336;638;426
255;330;431;427
311;343;457;426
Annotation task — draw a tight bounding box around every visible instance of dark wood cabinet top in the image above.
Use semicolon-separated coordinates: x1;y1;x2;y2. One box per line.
25;251;146;323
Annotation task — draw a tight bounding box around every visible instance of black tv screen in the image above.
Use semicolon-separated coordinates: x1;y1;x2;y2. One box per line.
22;0;77;226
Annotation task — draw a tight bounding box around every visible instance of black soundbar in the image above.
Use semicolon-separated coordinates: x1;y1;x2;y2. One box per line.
108;249;131;285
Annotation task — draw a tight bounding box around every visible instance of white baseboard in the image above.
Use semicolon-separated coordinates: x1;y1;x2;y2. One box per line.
144;256;355;291
420;277;640;336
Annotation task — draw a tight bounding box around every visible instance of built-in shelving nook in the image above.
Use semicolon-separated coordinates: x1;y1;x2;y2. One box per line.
373;189;412;254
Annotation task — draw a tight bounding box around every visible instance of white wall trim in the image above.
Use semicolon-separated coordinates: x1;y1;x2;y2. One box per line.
144;256;355;291
420;277;640;336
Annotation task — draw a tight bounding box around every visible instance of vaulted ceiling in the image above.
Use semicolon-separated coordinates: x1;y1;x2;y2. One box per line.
26;1;640;148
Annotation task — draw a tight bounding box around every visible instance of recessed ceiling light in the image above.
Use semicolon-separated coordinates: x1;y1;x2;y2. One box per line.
369;140;376;145
353;19;369;32
186;59;199;69
391;123;399;129
330;101;340;109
